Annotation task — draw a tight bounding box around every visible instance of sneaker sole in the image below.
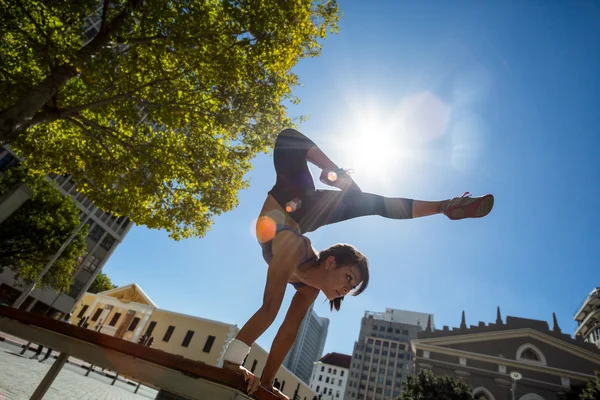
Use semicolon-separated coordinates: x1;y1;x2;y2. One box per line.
449;194;494;220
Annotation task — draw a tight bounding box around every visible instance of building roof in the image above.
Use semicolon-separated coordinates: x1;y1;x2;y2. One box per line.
417;308;600;356
318;352;352;369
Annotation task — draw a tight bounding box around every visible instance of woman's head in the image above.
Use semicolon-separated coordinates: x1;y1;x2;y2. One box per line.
317;243;369;311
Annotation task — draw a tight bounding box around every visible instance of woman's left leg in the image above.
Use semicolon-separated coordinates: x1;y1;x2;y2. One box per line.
297;190;494;233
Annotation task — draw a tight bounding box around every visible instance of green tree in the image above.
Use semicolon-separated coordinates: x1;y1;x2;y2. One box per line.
88;271;117;294
0;0;340;240
0;167;88;292
399;370;485;400
558;371;600;400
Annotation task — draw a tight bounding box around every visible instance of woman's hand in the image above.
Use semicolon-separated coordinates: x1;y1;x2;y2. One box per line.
223;361;261;395
264;383;290;400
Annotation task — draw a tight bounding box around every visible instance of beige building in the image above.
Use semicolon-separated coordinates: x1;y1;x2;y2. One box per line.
72;283;316;400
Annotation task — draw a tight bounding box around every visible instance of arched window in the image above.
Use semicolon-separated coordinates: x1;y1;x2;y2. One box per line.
516;343;547;365
519;394;545;400
473;387;495;400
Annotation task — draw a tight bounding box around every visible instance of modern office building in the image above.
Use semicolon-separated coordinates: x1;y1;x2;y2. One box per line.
309;352;352;400
283;304;330;384
0;147;133;317
71;283;316;400
344;308;434;400
412;308;600;400
574;287;600;348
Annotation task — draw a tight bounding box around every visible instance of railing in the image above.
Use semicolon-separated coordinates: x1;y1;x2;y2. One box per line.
573;288;600;318
0;306;277;400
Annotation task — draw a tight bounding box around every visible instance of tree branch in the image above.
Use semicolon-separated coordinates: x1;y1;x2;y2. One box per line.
99;0;112;33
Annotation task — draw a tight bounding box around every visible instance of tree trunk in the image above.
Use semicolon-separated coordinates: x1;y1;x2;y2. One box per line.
0;2;140;145
0;64;79;144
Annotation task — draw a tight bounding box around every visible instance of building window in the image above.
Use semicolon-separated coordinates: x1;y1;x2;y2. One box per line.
163;325;175;342
250;360;257;373
326;377;330;383
341;370;344;377
77;305;88;318
521;349;540;361
319;375;322;381
423;351;430;359
333;368;337;375
561;377;570;387
82;255;101;272
89;224;105;242
473;387;494;400
328;367;332;373
145;321;157;336
108;312;121;327
317;385;320;392
339;379;342;386
128;317;140;332
516;344;547;365
100;235;116;250
321;366;324;372
402;330;408;335
90;308;103;322
181;330;195;347
203;335;216;353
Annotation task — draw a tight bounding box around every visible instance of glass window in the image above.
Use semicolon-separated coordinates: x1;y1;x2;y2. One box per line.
128;317;140;332
108;312;121;326
203;336;215;353
181;330;195;347
162;325;175;342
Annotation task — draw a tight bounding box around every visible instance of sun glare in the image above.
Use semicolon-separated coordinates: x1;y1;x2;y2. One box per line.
335;92;451;189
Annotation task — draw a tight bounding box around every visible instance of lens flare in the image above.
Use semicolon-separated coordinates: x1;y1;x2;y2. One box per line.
255;216;277;243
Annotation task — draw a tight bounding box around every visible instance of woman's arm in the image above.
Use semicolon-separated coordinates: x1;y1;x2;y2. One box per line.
234;232;307;347
260;287;319;387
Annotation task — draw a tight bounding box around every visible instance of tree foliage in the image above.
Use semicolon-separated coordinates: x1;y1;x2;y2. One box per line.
558;371;600;400
399;370;484;400
0;166;87;292
88;271;117;293
0;0;340;240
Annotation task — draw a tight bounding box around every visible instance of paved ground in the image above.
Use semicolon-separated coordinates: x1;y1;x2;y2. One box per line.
0;340;158;400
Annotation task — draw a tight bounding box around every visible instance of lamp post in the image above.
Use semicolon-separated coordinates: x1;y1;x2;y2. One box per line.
510;371;522;400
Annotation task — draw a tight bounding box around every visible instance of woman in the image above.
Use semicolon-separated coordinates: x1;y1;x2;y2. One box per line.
222;129;494;399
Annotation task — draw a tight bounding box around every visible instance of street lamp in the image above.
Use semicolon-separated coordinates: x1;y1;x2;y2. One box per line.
510;371;522;400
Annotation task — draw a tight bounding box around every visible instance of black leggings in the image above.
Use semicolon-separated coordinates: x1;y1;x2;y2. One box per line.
268;129;413;234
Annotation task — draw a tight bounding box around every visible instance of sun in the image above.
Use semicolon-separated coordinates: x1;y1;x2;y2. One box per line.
336;107;403;187
332;92;451;189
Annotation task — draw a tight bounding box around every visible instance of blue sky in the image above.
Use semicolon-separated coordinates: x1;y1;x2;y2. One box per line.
104;1;600;356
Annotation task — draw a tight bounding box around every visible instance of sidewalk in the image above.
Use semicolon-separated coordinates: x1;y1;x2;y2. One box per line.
1;332;143;387
0;347;155;400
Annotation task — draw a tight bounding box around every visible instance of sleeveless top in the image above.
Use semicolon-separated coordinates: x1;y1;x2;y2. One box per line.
260;226;316;289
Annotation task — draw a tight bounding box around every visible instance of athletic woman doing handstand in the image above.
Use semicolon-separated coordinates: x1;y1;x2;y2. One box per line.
222;129;494;399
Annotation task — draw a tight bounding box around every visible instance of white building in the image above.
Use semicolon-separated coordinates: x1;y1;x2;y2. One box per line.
309;352;351;400
574;287;600;348
370;308;434;331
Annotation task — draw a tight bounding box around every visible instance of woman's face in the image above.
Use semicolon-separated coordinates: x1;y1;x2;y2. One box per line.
321;256;363;301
